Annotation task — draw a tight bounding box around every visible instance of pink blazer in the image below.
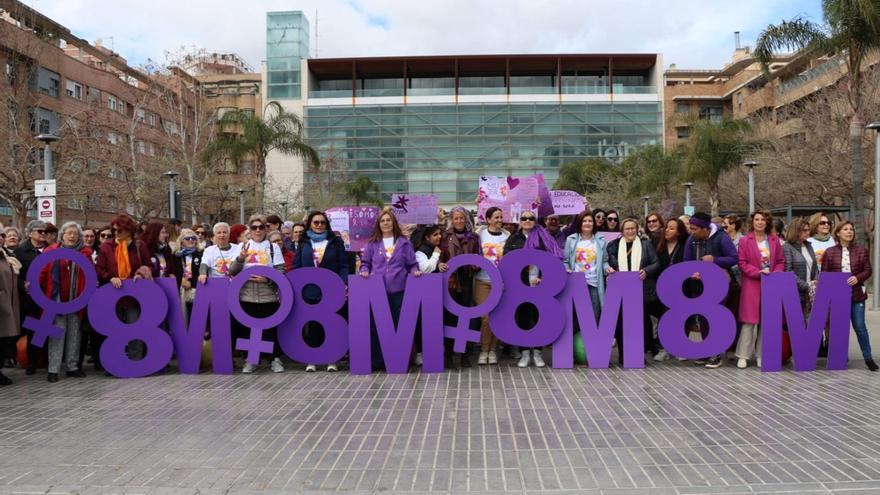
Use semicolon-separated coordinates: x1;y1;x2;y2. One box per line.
737;232;784;324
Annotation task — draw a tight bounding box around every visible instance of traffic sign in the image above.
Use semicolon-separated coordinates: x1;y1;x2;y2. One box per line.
38;197;56;225
35;179;56;197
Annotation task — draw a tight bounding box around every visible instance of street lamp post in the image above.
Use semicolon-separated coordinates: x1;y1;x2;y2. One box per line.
743;160;759;214
641;196;651;219
237;188;247;224
682;182;695;210
162;171;179;220
866;122;880;310
35;134;60;180
280;201;289;221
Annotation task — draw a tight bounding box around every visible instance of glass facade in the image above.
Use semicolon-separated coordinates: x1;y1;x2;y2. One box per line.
266;12;309;99
304;102;662;204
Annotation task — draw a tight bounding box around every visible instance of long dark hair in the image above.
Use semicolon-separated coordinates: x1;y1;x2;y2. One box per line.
141;221;168;254
412;224;443;252
368;211;404;243
657;218;688;255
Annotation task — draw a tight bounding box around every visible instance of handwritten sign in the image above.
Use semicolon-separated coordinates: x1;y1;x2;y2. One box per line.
550;190;587;215
390;194;438;225
478;174;551;222
326;206;380;252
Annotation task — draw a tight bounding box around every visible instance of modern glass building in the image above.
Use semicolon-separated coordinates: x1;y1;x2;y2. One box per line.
265;13;664;205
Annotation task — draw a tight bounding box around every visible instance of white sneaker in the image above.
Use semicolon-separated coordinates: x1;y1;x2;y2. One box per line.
517;350;531;368
737;358;747;369
305;364;317;372
271;358;285;373
653;350;669;362
327;363;338;372
414;353;423;366
242;362;258;374
756;358;762;368
477;352;488;365
532;349;546;368
487;351;498;364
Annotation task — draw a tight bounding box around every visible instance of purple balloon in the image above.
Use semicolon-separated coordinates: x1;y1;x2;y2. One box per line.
489;249;566;348
349;274;444;374
443;254;503;353
227;266;293;365
159;277;233;374
88;280;174;378
557;271;645;368
761;272;851;371
278;268;349;365
656;261;735;360
23;248;97;346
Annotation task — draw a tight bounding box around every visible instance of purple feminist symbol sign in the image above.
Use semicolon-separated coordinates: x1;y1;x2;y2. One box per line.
444;254;503;353
227;266;293;364
23;249;97;346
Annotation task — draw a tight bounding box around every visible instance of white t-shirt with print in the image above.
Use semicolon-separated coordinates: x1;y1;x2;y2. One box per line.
383;237;396;260
240;239;284;268
574;238;599;287
311;239;328;266
202;243;241;277
808;236;836;269
476;229;509;282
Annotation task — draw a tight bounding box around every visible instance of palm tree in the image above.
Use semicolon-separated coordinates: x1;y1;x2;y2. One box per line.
340;176;383;206
678;118;755;217
205;102;320;209
553;157;613;195
754;2;880;241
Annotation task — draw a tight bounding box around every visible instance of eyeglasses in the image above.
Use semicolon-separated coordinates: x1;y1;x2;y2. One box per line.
195;231;206;236
819;220;832;226
520;217;536;222
647;219;659;224
249;224;266;231
34;229;46;234
801;227;811;232
607;217;618;222
311;220;327;226
100;233;112;239
183;236;197;242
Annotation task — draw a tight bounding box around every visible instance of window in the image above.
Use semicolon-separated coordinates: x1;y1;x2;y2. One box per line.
87;87;101;104
136;140;146;154
108;95;125;114
4;60;14;85
163;121;179;136
109;165;124;179
65;80;83;100
675;103;690;114
699;105;724;122
107;132;119;145
676;127;690;139
135;108;145;123
146;112;157;126
37;67;60;97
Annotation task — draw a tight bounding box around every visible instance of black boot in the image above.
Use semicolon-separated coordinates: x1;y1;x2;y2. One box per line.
25;364;36;375
460;352;472;368
47;373;58;383
445;353;456;370
866;359;878;372
0;372;11;386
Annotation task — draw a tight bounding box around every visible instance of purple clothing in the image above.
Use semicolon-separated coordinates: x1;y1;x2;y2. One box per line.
682;224;738;269
359;237;420;294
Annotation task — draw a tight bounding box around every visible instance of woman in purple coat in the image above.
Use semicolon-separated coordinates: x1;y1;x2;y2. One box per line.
358;211;421;370
736;210;784;369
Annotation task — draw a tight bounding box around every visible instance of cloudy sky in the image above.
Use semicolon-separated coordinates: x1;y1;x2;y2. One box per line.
29;0;822;70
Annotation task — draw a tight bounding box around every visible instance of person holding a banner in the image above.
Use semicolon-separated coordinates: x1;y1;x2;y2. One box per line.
504;210;564;368
296;211;349;372
564;210;606;322
736;210;784;369
474;207;509;365
38;222;93;382
606;218;661;365
230;214;287;374
174;229;203;323
95;214;154;366
359;211;421;371
821;221;878;371
440;207;481;369
412;224;447;366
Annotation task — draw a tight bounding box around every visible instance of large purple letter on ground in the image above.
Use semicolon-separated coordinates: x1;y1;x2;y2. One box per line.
555;271;644;368
657;261;735;359
349;274;444;374
761;272;851;371
489;249;566;349
278;268;349;365
159;277;232;374
88;280;173;378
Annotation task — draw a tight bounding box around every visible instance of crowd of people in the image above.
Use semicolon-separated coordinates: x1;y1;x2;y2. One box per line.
0;206;874;385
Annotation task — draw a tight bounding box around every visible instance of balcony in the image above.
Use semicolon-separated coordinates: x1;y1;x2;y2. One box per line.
458;87;506;95
562;85;609;94
407;87;455;96
612;85;656;94
509;86;557;95
308;89;352;98
355;88;404;97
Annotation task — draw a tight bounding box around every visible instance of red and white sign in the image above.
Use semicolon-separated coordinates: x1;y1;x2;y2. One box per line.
38;197;56;225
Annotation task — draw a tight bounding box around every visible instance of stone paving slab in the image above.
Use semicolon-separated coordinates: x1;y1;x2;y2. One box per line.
0;316;879;494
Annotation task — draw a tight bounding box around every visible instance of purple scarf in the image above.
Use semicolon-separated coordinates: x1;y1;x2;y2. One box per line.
524;225;564;259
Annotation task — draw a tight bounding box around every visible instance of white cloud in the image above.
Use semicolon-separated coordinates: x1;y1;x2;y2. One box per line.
29;0;817;70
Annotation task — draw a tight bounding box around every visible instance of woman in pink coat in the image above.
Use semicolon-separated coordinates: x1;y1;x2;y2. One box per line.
736;210;784;368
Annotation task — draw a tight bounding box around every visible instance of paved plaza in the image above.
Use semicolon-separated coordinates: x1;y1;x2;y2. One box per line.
0;325;879;495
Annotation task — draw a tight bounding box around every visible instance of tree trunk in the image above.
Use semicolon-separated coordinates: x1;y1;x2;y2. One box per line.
850;117;867;244
708;181;720;217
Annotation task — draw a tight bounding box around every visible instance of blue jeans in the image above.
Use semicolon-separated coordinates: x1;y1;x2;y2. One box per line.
851;301;873;361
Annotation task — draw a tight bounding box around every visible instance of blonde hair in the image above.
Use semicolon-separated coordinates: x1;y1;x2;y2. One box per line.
175;228;201;254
